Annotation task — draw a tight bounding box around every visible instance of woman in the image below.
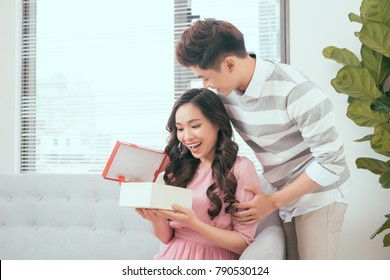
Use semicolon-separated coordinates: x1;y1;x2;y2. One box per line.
136;88;261;260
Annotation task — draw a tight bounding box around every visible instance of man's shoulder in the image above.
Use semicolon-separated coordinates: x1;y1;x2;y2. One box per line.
272;62;308;80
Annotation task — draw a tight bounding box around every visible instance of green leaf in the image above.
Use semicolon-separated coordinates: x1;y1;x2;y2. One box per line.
355;23;390;58
379;171;390;188
356;157;390;174
331;66;383;99
354;134;372;142
371;215;390;240
347;96;356;104
383;233;390;247
371;123;390;156
361;0;390;27
347;99;389;127
361;45;390;86
348;12;362;24
323;46;361;66
371;96;390;113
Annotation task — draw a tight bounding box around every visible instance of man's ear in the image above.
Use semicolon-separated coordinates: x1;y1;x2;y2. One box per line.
224;56;236;71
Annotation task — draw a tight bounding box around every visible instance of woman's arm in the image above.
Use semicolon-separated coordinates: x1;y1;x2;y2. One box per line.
158;157;261;254
233;171;319;225
159;205;248;255
135;208;174;244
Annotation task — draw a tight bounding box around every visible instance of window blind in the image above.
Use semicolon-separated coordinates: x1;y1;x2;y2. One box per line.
21;0;287;174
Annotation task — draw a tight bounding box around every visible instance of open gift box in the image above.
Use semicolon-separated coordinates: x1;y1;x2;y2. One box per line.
119;182;192;210
102;141;192;210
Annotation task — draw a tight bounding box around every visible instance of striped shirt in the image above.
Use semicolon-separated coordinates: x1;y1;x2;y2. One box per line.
220;56;350;221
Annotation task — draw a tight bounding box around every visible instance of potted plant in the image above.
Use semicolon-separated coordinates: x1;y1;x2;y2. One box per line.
323;0;390;247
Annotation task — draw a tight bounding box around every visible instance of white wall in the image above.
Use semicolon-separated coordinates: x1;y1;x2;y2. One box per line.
0;0;389;259
290;0;390;259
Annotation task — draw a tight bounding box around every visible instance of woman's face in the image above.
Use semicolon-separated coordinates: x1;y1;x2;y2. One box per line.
175;103;219;168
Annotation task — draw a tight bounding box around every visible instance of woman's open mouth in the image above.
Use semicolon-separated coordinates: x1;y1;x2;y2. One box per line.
187;141;202;151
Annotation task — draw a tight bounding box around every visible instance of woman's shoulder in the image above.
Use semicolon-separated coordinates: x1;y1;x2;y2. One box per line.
233;156;261;188
233;156;256;171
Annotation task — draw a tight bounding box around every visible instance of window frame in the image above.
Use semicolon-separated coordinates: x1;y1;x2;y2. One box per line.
20;0;290;174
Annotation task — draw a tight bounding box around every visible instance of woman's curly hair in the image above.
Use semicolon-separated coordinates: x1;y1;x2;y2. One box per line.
164;88;239;220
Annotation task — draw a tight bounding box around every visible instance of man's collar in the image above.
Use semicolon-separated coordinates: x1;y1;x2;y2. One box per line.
239;54;274;101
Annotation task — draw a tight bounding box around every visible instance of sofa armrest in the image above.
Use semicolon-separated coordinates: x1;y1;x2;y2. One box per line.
239;210;286;260
239;173;286;259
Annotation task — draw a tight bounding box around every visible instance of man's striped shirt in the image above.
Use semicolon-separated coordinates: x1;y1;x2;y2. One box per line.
220;57;350;220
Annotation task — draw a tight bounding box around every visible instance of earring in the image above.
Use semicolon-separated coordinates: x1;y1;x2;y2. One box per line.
178;142;182;152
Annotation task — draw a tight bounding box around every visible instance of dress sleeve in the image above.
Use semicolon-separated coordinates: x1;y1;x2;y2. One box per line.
231;156;261;245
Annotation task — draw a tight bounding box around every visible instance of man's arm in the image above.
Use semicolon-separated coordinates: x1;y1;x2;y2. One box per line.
233;171;319;225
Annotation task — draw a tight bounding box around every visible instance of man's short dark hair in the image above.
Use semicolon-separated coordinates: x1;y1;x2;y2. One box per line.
175;18;247;71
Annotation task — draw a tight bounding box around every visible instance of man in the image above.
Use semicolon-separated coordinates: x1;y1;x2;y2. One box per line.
175;18;350;260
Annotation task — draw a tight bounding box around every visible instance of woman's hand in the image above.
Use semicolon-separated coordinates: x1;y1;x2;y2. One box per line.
135;208;165;222
158;204;199;227
160;204;248;255
135;208;174;244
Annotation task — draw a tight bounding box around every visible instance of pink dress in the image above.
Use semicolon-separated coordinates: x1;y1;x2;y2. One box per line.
154;156;261;260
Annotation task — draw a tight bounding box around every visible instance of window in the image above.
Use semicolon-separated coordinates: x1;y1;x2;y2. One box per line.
21;0;288;173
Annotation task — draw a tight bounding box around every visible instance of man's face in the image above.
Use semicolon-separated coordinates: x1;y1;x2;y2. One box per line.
191;63;237;96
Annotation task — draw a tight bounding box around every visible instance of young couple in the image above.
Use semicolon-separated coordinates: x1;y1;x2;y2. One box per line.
136;18;350;260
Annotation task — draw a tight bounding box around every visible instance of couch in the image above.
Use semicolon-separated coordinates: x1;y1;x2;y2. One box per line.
0;174;285;260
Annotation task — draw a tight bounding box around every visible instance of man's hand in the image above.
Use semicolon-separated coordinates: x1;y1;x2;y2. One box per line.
232;186;277;225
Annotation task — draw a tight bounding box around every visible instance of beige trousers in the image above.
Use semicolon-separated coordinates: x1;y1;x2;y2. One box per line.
282;202;347;260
